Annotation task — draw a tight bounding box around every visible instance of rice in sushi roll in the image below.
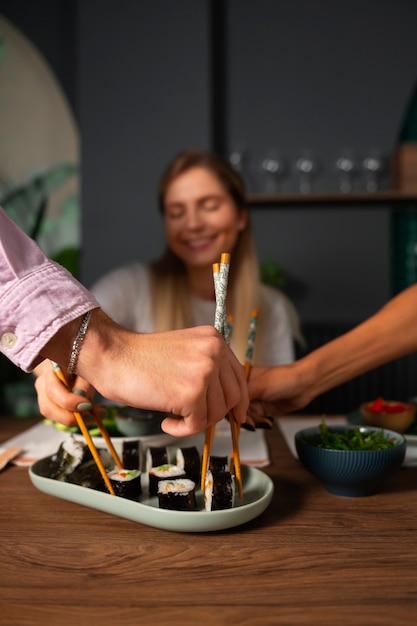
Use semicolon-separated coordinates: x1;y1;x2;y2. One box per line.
107;468;142;501
148;464;186;496
204;469;235;511
158;478;197;511
175;446;201;484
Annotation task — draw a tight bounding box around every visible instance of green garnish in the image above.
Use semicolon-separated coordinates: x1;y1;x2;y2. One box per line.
300;419;397;451
43;405;121;436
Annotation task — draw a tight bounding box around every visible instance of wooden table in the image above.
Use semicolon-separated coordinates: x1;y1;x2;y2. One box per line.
1;416;417;626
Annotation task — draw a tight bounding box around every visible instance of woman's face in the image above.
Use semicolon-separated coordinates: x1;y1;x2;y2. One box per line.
163;166;248;269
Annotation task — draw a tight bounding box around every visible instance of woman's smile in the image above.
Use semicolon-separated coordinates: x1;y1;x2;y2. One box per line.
164;166;247;269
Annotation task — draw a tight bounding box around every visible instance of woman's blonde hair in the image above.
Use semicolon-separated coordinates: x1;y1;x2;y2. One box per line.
150;149;263;364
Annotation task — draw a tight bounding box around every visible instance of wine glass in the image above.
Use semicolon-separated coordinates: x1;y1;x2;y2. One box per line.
228;145;254;191
295;151;319;193
229;146;246;173
361;151;384;192
260;150;287;193
335;151;357;193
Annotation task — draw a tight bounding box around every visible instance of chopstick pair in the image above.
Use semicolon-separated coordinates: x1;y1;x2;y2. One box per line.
228;309;258;476
50;361;123;495
201;253;243;499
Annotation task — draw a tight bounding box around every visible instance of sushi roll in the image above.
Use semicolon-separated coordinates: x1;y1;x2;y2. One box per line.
204;469;235;511
148;464;186;496
176;446;201;484
65;455;111;491
46;436;92;481
209;455;228;473
107;468;142;501
122;440;141;470
145;446;168;472
158;478;197;511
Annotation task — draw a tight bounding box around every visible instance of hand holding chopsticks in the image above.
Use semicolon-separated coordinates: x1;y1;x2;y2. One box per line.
50;361;122;495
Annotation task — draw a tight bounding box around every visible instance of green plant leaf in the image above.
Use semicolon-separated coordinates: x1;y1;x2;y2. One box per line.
53;247;80;279
0;162;78;239
260;260;286;288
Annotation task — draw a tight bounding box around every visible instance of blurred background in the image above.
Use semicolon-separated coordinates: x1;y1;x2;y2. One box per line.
2;0;417;414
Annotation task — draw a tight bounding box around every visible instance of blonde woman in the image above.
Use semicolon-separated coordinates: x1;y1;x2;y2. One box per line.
35;150;301;428
94;150;301;364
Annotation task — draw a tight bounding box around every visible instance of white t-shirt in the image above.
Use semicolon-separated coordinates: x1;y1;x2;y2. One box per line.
91;262;297;366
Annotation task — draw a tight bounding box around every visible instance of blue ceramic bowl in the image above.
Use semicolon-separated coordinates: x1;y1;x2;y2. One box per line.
295;425;406;497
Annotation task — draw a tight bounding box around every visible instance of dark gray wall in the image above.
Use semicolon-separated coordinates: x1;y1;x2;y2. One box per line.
226;0;417;323
2;0;417;326
228;0;416;193
78;1;211;284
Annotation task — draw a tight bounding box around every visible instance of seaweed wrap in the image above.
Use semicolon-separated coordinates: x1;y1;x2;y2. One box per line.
65;457;109;491
209;455;228;473
204;469;235;511
107;468;142;501
158;478;197;511
176;446;201;484
145;446;168;472
148;464;186;496
122;440;141;470
45;436;92;481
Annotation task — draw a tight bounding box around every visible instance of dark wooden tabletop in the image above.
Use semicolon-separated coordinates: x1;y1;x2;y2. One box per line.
1;415;417;626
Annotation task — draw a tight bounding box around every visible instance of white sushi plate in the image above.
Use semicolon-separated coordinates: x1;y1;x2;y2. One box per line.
29;459;274;533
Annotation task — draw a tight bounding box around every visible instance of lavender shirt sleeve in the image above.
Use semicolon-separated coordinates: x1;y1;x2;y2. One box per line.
0;207;99;371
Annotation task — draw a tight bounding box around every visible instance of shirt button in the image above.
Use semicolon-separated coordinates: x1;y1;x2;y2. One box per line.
1;332;17;348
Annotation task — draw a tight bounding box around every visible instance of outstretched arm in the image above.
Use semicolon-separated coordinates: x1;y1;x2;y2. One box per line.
248;285;417;418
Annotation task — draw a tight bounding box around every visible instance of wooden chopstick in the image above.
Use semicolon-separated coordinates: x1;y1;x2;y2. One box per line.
219;253;243;498
244;309;259;382
225;314;234;345
91;405;123;469
201;261;223;489
201;259;225;490
201;253;244;498
229;410;243;498
230;309;259;479
201;424;215;490
50;361;117;495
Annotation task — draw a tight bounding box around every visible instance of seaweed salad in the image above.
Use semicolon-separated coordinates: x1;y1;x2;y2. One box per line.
299;420;398;451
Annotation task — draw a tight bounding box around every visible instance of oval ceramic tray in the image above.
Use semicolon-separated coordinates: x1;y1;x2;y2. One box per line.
29;458;274;533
